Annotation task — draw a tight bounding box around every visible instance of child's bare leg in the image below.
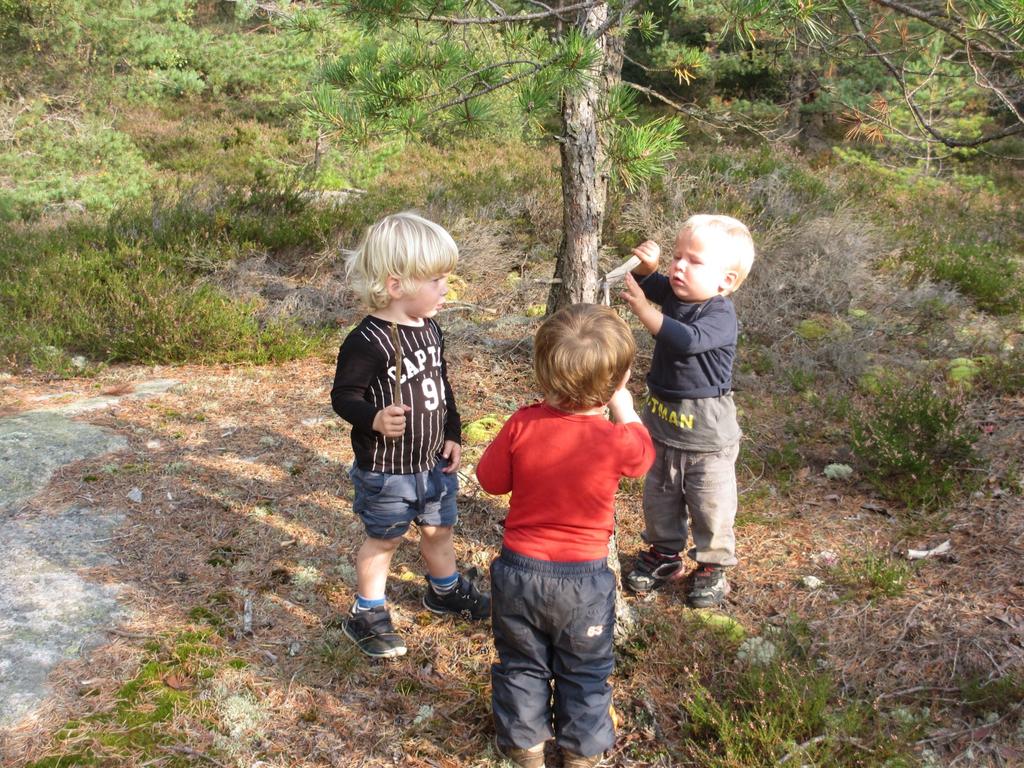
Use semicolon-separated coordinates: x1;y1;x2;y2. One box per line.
418;525;457;578
355;536;402;600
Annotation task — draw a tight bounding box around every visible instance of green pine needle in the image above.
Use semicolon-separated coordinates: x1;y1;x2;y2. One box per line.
607;116;685;192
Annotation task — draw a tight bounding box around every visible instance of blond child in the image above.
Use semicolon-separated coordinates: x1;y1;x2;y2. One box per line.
476;304;655;768
619;214;755;608
331;212;489;659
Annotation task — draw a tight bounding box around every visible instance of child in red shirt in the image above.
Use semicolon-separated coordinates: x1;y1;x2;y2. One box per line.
476;304;655;768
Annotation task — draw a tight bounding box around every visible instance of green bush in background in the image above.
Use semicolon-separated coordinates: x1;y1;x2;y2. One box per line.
0;110;154;221
0;222;321;372
851;383;979;513
910;241;1024;316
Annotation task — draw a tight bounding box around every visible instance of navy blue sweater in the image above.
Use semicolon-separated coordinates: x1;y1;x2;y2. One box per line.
636;272;737;400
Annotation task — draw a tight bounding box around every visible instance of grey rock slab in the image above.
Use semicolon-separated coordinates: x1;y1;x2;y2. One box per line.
0;507;128;727
0;380;176;729
0;412;127;515
45;378;181;415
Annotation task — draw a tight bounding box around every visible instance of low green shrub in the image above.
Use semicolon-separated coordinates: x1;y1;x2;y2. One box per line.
909;241;1024;315
739;437;804;496
832;553;915;600
782;364;816;393
959;673;1024;718
0;224;322;372
978;349;1024;395
108;183;340;255
681;662;834;766
0;106;153;221
666;617;919;767
851;383;979;512
0;0;26;42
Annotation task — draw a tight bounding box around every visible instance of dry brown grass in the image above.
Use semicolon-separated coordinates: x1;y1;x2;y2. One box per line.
4;339;1023;767
2;237;1023;767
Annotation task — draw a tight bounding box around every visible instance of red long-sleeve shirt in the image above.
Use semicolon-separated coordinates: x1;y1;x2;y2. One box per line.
476;403;655;561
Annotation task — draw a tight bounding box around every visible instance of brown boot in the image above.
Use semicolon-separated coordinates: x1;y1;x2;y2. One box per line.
561;750;605;768
496;739;546;768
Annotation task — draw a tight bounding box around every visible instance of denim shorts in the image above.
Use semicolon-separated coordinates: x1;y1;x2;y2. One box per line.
349;459;459;539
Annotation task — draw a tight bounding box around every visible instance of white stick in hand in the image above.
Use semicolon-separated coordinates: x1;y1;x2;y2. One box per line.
600;255;641;305
604;255;641;283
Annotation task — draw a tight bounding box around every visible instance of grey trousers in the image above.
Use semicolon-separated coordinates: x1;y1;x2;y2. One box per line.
641;441;739;567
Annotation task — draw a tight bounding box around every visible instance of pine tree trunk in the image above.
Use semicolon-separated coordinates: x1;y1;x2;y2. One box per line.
786;70;805;142
607;532;637;642
547;4;613;314
545;6;638;640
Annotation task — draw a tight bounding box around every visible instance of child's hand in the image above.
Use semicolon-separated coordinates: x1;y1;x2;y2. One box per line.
441;440;462;473
373;404;411;437
607;370;641;424
620;272;647;315
608;387;631;415
621;273;664;336
631;240;661;275
608;387;642;424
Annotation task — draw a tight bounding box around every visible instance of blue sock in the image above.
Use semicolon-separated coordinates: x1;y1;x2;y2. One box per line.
354;595;386;613
428;572;459;595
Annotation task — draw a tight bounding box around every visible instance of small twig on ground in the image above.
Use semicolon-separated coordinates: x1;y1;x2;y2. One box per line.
875;685;961;701
440;302;498;314
975;639;1006;676
105;627;158;640
778;735;829;764
916;703;1023;747
242;593;254;636
162;745;228;766
892;601;922;647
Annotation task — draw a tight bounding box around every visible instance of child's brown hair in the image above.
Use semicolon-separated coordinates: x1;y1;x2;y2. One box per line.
534;304;635;411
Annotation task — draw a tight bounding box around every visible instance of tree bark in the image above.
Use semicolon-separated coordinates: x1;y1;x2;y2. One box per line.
544;7;638;639
786;69;805;141
607;532;637;642
547;3;616;313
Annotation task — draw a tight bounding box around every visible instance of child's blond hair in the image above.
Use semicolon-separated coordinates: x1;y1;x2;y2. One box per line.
681;214;755;293
346;212;458;310
534;304;635;411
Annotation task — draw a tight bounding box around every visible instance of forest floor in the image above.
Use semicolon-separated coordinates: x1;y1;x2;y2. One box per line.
1;297;1022;767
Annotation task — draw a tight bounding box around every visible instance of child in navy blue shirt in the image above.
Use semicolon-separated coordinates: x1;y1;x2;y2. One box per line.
619;214;755;608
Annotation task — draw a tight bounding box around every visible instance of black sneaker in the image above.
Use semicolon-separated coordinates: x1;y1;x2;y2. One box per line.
686;564;730;608
342;606;407;658
422;574;491;619
624;547;685;593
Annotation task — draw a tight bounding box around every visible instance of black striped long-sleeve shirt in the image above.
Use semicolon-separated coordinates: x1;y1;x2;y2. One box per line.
331;315;461;474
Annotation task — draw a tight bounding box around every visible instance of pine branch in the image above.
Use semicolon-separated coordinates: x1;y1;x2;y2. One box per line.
591;0;639;40
620;80;701;118
841;0;1024;148
621;80;792;143
965;42;1024;127
869;0;1022;66
399;0;602;26
424;58;554;116
445;60;542;94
